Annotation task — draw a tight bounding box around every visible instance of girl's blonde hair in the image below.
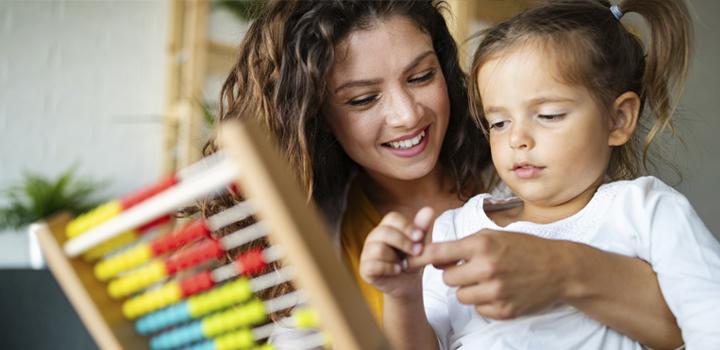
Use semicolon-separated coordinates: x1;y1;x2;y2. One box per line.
469;0;693;180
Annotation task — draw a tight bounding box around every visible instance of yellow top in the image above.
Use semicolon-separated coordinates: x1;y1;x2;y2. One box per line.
340;181;384;324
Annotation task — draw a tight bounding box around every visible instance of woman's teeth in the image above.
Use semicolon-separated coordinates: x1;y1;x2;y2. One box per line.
387;130;425;149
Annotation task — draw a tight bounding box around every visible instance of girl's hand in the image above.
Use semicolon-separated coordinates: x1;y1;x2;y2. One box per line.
409;229;574;319
359;207;435;298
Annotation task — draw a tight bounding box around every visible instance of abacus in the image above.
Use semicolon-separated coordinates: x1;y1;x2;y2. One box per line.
33;121;391;350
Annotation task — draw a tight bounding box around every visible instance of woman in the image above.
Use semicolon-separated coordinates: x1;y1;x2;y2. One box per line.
209;0;682;348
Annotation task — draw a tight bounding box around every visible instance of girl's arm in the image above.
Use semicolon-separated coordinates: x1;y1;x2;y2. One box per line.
413;232;683;350
383;293;439;350
359;209;440;350
560;240;682;349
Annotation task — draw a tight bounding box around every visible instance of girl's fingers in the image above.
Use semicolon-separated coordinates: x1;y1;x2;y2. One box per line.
365;227;422;257
406;239;465;269
413;207;435;240
361;241;404;263
379;211;424;242
359;260;402;283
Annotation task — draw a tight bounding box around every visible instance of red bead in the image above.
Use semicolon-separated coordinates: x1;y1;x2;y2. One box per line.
179;270;215;297
150;220;211;256
165;239;224;274
236;248;267;276
120;176;178;209
138;214;171;233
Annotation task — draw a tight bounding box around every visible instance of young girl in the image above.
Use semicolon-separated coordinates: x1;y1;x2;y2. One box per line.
360;0;720;349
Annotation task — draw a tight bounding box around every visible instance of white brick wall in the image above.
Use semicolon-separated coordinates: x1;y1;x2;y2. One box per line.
0;1;169;201
0;1;169;266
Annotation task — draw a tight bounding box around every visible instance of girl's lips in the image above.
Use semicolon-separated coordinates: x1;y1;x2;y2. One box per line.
383;125;431;158
513;165;545;179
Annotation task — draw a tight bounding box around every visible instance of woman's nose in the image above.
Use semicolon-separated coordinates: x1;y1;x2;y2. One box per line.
385;88;422;128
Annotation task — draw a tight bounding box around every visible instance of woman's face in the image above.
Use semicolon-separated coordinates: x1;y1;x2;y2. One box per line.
324;16;450;183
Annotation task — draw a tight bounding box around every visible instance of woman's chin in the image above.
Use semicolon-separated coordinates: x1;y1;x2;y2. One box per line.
389;161;439;182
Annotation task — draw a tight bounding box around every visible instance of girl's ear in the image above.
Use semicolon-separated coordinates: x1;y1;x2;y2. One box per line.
608;91;640;146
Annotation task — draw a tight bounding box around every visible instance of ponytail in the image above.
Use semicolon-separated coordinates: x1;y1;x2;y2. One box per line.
619;0;693;161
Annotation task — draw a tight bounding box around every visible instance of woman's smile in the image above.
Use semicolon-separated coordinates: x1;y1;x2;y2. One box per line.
382;125;431;158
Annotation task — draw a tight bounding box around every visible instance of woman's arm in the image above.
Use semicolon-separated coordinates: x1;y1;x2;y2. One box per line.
411;231;683;350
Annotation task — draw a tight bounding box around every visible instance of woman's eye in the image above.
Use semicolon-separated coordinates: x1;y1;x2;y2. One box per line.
538;113;566;121
348;94;380;106
409;69;436;84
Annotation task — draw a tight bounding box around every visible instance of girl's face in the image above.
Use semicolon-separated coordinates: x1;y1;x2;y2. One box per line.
476;44;614;211
324;16;450;183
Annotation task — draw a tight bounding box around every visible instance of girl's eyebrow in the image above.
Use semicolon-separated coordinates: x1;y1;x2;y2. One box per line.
484;96;575;115
333;50;435;94
484;106;506;115
526;96;575;106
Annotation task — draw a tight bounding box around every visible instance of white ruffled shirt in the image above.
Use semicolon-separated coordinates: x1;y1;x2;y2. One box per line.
424;176;720;349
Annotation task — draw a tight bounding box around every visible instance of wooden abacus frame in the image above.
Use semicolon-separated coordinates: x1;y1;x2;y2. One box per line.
33;121;391;350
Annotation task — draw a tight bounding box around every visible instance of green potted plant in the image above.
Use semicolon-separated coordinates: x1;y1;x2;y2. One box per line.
0;166;107;268
0;166;107;231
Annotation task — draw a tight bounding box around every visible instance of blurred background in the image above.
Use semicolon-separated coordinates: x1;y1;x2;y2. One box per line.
0;1;718;349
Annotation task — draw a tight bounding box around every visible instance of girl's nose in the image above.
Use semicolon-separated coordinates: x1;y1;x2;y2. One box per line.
509;122;534;150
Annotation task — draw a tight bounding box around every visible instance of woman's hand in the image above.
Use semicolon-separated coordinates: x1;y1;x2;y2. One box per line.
409;229;574;319
409;230;683;348
359;207;435;298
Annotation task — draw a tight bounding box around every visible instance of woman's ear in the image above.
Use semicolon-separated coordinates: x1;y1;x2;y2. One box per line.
608;91;640;146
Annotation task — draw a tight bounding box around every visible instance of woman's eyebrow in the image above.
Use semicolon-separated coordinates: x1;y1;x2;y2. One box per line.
333;50;435;94
402;50;435;75
334;78;383;94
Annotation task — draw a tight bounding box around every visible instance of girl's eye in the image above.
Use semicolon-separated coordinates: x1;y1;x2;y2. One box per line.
348;94;380;107
488;120;509;130
409;69;436;84
538;113;566;121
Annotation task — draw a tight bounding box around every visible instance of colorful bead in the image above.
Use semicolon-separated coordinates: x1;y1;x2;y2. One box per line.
236;248;267;275
123;282;182;319
188;278;252;317
294;308;320;329
95;243;153;281
137;278;253;334
108;260;167;298
202;299;267;337
65;201;122;238
83;229;139;261
149;299;267;349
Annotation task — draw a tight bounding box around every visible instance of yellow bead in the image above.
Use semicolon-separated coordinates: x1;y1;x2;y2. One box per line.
66;201;122;238
94;243;152;281
108;260;167;298
83;230;139;261
253;344;275;350
188;278;252;317
123;282;181;319
202;300;268;337
214;328;255;350
293;308;319;329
